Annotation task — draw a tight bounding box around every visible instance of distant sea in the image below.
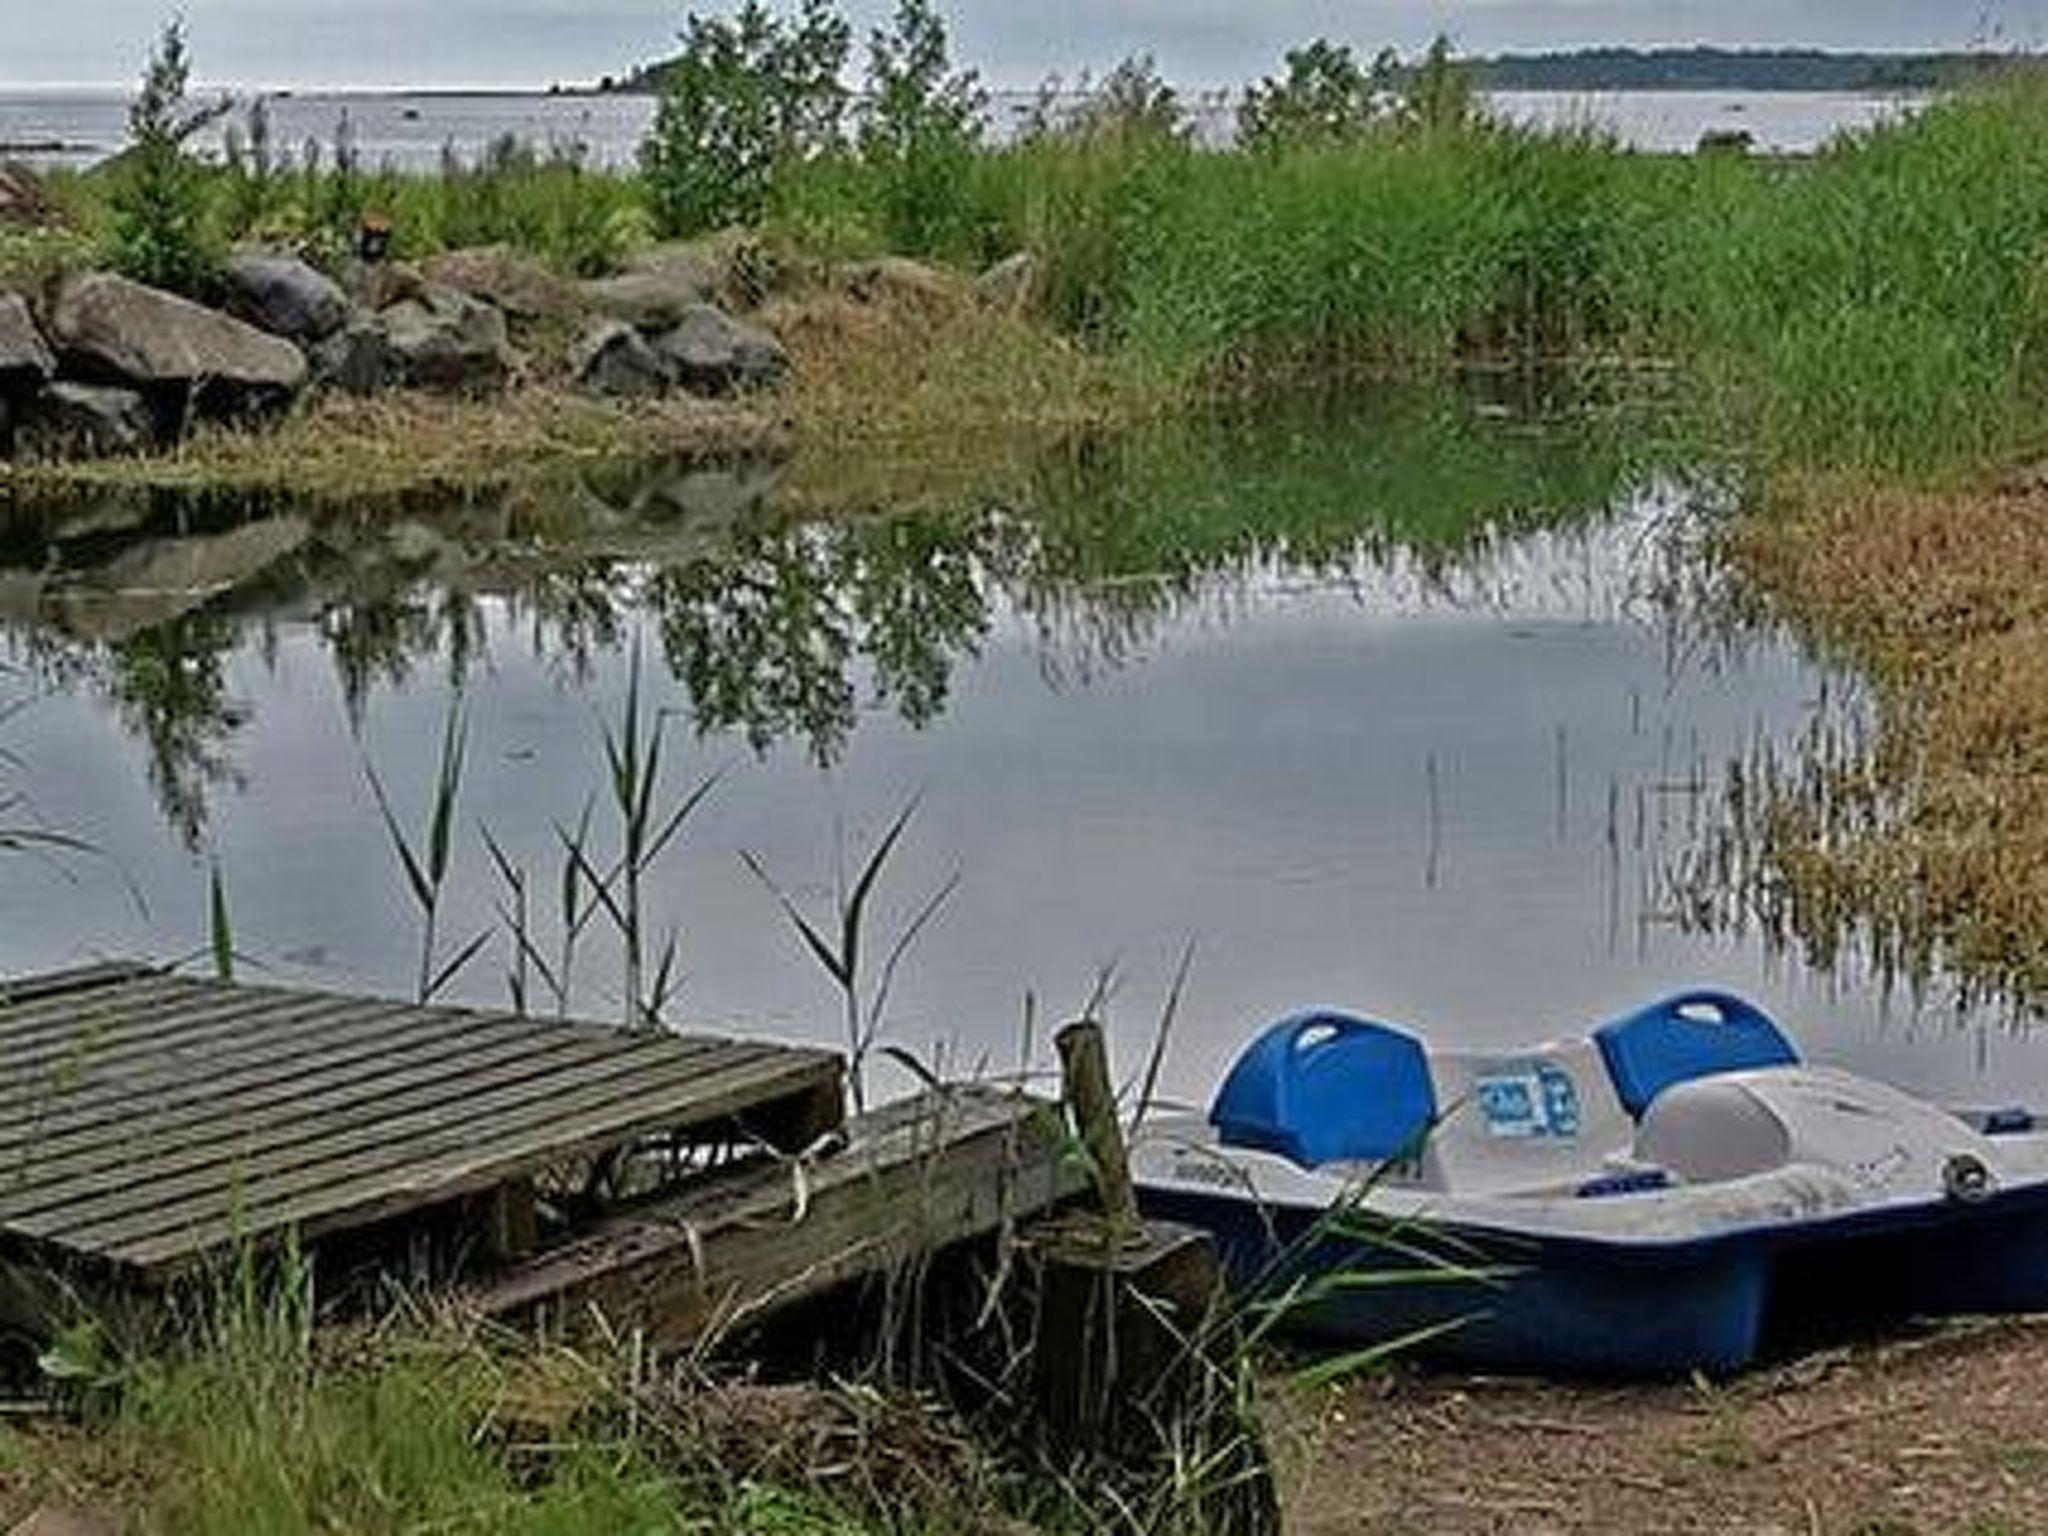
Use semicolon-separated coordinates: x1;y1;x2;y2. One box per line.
0;86;1927;173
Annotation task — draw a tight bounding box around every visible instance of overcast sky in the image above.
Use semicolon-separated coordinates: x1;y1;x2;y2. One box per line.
5;0;2046;91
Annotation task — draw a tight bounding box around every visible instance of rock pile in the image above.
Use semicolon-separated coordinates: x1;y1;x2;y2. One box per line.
0;237;800;465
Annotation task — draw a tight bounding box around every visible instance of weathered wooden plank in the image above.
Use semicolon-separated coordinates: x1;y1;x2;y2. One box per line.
0;1034;742;1221
0;962;156;1012
107;1049;845;1270
29;1039;792;1246
0;987;381;1095
472;1088;1086;1348
0;997;439;1138
0;1002;478;1155
0;978;243;1068
0;972;188;1041
0;1025;725;1201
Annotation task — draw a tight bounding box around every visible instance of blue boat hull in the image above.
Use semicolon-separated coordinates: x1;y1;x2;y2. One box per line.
1141;1181;2048;1377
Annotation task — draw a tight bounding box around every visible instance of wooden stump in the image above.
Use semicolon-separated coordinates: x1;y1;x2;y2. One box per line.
1030;1021;1280;1536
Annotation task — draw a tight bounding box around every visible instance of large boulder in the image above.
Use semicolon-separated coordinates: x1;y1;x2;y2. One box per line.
0;293;54;457
221;253;350;344
379;285;515;391
649;304;789;397
0;293;55;386
569;319;669;399
421;246;582;321
46;272;308;405
17;381;155;460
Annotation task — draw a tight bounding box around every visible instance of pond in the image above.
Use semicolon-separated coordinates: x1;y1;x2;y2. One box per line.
4;380;2045;1109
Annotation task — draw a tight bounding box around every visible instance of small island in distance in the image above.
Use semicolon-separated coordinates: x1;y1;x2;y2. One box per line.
596;45;2030;97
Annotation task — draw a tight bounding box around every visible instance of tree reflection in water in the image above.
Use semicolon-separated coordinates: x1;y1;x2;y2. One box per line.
0;378;1665;843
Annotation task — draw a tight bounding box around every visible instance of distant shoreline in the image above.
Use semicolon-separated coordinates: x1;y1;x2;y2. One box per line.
0;46;2022;101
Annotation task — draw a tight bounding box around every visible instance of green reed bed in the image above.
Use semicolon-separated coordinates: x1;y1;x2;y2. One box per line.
1642;82;2048;474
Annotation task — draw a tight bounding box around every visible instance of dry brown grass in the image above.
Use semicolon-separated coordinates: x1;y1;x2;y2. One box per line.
1728;472;2048;1001
0;388;788;500
768;288;1172;512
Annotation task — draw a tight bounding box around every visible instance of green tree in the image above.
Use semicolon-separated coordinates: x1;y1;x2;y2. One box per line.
1238;39;1397;151
639;0;852;237
107;19;229;294
857;0;987;254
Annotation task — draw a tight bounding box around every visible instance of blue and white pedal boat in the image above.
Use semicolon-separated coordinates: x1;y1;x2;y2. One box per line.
1131;991;2048;1376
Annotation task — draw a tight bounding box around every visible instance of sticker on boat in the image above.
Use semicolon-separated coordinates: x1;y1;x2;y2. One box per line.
1477;1064;1581;1139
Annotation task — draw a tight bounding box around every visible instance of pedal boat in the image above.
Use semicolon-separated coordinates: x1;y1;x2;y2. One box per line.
1130;991;2048;1376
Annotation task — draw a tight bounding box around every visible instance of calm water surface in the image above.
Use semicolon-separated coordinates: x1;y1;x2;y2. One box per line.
0;386;2040;1107
0;87;1924;170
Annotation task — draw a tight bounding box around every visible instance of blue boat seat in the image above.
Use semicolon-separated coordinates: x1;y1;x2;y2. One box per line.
1211;1010;1437;1169
1595;991;1798;1119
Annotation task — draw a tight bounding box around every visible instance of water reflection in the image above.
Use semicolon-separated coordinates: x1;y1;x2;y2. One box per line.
9;381;2039;1105
0;381;1655;843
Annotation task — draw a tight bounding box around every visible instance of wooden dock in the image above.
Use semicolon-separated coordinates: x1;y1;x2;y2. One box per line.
0;963;1082;1351
0;963;843;1283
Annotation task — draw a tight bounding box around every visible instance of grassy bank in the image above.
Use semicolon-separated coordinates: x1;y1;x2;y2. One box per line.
14;67;2048;497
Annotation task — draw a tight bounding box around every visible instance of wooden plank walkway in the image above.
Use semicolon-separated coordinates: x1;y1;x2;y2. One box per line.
0;964;844;1280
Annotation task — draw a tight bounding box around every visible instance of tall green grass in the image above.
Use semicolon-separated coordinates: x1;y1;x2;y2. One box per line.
1644;83;2048;472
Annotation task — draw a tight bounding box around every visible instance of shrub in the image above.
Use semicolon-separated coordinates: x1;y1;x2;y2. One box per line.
639;0;852;237
857;0;988;256
1238;39;1397;152
105;20;228;295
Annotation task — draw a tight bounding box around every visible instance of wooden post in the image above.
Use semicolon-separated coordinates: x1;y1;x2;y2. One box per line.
1055;1020;1138;1233
1036;1020;1279;1535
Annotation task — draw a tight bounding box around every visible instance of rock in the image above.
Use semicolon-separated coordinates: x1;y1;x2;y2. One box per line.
0;292;55;385
622;232;778;308
222;252;350;343
976;252;1044;316
341;258;425;312
310;315;402;397
581;267;720;333
421;245;582;320
569;318;669;398
1699;128;1755;156
18;381;155;459
46;272;308;408
649;304;789;397
56;516;310;642
837;255;969;312
380;284;515;391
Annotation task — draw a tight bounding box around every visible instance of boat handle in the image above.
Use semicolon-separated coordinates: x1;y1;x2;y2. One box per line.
1662;990;1770;1029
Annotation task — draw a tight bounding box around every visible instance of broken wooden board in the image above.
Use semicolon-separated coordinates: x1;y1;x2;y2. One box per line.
470;1087;1087;1349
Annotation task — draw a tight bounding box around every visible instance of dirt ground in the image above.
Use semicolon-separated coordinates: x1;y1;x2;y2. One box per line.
1279;1318;2048;1535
